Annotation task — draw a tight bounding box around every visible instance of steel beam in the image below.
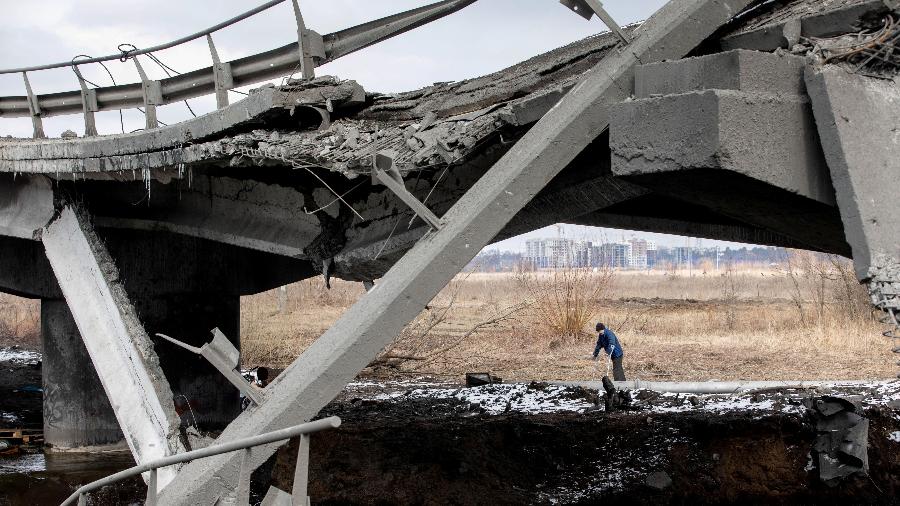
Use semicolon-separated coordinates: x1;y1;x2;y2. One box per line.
156;1;755;503
42;206;185;490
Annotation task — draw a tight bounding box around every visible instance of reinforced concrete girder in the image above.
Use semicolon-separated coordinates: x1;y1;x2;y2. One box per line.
805;66;900;280
610;49;849;255
41;207;185;490
0;175;54;240
158;1;757;503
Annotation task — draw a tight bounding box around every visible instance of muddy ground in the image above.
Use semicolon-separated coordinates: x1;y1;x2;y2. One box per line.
2;349;900;505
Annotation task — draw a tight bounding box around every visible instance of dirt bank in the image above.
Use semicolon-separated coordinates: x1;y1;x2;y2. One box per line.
267;381;900;505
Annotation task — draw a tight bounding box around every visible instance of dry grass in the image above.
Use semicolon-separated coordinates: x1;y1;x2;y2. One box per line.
0;255;892;382
241;258;896;382
0;294;40;348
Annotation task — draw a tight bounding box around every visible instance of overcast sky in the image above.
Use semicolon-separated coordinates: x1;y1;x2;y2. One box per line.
0;0;763;251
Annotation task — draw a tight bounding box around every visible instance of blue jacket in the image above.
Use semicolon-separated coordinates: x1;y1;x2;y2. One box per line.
593;329;623;359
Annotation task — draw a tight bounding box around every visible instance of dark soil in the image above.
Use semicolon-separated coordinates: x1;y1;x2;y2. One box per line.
0;352;42;429
3;353;900;505
266;392;900;506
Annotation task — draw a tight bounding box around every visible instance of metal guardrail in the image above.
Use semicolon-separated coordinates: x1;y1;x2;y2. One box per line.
0;0;478;137
60;416;341;506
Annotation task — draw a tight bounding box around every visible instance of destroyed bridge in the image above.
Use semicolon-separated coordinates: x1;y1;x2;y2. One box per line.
0;0;898;503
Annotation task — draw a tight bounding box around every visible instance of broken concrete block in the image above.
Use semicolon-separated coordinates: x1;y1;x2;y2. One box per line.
646;471;673;490
635;49;807;98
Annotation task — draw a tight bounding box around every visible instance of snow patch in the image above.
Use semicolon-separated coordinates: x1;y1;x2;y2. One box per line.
888;431;900;443
0;347;41;365
374;383;596;415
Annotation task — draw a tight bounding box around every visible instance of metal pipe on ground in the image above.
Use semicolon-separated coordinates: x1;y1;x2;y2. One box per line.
551;380;889;394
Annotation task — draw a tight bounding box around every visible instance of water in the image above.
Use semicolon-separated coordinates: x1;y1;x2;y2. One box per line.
0;451;137;505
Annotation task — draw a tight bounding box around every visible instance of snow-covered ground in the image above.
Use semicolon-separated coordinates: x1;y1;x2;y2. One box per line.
0;347;41;365
344;378;900;417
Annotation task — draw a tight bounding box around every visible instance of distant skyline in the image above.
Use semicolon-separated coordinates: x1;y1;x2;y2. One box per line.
486;224;769;254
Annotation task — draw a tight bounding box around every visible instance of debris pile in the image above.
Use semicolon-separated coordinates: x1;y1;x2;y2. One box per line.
805;395;870;485
800;13;900;76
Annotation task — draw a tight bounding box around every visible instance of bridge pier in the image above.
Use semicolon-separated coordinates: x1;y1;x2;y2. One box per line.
41;299;123;451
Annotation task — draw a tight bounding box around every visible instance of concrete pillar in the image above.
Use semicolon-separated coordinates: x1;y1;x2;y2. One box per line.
135;293;241;432
40;299;123;450
40;293;242;449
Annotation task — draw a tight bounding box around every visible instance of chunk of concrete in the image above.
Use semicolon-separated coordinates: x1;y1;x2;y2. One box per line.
611;89;834;205
646;470;673;490
804;66;900;280
635;49;807;98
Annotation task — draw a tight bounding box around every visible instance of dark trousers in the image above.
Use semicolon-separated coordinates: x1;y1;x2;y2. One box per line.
612;356;626;381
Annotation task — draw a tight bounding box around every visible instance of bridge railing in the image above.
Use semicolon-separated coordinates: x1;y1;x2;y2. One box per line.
0;0;477;138
59;416;341;506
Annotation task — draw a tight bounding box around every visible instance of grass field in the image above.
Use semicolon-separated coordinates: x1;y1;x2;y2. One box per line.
1;255;893;382
240;258;896;382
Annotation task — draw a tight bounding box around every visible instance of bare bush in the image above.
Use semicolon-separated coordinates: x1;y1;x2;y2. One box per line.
514;263;615;340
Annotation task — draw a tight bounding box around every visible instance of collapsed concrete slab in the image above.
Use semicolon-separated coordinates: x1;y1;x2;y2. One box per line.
804;65;900;280
41;207;185;489
610;49;848;254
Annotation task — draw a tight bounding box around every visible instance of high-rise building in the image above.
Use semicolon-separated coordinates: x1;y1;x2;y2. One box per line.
629;238;649;270
524;239;548;268
598;242;631;268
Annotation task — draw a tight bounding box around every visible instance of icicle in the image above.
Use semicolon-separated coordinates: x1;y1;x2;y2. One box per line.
142;167;151;201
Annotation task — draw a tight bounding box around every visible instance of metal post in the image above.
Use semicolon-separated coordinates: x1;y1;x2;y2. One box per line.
21;72;45;139
236;448;252;506
372;150;444;231
131;56;162;130
146;468;158;506
207;35;233;109
291;0;316;80
559;0;632;45
291;434;311;505
583;0;632;44
71;65;99;136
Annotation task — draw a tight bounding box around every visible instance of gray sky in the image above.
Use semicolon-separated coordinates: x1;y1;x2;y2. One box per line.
0;0;760;252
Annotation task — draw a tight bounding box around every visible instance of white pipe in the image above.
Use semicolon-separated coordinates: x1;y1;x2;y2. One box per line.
550;380;893;394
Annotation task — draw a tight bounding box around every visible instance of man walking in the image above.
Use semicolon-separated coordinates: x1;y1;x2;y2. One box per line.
592;322;625;381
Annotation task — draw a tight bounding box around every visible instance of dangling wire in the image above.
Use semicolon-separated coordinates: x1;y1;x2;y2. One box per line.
117;43;199;118
71;54;170;131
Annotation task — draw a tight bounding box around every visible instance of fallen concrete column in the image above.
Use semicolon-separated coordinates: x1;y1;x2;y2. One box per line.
804;66;900;280
158;0;757;502
41;206;185;489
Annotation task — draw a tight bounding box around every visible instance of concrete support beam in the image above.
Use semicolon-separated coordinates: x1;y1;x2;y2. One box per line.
805;66;900;280
158;1;756;502
41;299;123;450
41;207;185;489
